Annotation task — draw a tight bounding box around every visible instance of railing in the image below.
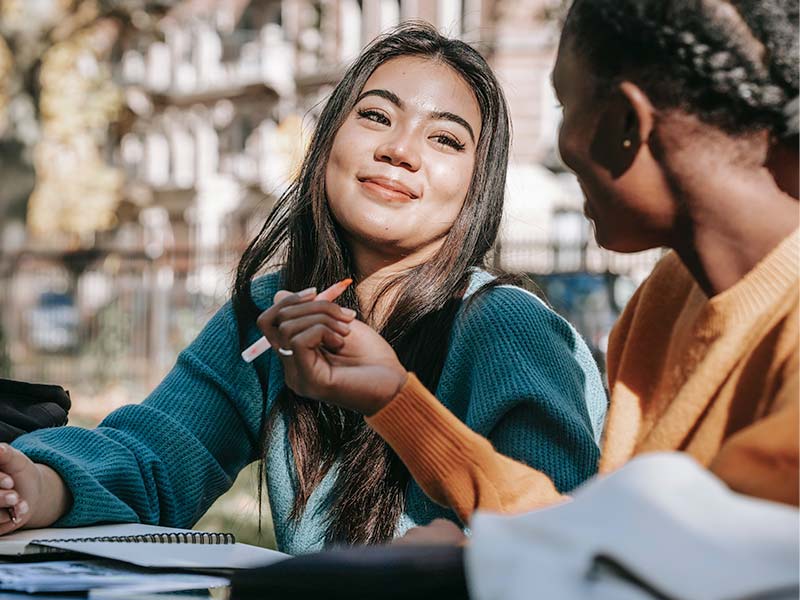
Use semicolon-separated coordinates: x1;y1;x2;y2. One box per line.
496;239;663;282
0;240;661;407
0;247;238;411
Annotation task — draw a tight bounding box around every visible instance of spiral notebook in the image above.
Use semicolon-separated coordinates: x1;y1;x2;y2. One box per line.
0;523;288;570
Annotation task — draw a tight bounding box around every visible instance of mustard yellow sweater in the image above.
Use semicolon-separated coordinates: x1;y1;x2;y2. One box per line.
367;231;800;521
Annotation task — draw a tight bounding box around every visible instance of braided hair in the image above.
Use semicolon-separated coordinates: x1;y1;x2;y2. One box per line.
564;0;799;140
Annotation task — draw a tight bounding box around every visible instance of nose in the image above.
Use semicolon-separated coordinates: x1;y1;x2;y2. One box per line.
375;128;421;172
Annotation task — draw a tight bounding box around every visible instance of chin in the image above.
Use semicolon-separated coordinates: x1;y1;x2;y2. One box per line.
595;232;659;254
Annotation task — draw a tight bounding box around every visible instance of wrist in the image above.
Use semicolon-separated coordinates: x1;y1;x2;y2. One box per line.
29;463;71;528
366;368;408;417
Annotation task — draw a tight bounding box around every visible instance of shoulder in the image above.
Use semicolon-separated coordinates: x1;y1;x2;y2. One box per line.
457;281;578;350
448;279;603;390
441;278;607;442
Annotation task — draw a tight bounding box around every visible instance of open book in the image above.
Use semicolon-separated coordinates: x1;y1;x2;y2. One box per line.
0;523;288;570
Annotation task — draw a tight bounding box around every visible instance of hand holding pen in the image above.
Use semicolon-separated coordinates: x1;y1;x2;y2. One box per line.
242;278;355;363
247;279;408;416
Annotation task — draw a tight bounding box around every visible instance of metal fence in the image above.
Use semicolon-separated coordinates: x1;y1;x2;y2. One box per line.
0;247;238;406
0;240;662;403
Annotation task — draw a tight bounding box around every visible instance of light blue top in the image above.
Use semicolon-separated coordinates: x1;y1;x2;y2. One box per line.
14;271;607;555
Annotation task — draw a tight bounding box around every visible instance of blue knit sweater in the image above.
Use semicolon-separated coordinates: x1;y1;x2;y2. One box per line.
14;271;607;555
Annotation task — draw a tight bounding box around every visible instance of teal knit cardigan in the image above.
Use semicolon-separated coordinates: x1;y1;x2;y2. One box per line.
14;271;607;555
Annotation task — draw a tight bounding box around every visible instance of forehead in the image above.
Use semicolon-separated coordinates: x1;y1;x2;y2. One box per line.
362;57;481;130
552;36;596;102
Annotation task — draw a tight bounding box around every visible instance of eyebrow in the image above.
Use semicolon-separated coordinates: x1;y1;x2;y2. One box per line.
356;88;476;143
430;111;475;142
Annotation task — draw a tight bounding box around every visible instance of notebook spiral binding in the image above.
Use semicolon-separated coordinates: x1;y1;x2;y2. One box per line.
34;532;236;545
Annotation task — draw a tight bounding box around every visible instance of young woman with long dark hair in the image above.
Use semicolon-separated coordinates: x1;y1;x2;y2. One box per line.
0;22;607;554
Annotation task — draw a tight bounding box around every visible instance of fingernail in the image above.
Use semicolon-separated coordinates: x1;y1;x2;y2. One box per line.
340;308;357;318
298;287;317;298
17;501;28;515
6;493;17;505
0;478;12;489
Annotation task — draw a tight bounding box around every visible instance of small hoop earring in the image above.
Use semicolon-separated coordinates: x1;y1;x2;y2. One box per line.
622;139;632;148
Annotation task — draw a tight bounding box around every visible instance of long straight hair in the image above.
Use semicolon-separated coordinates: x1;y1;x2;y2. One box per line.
233;22;511;546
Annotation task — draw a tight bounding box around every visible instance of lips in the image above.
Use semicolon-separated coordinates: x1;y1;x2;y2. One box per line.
357;176;420;201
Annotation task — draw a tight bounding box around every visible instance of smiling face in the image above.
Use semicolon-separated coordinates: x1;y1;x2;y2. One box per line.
325;56;481;264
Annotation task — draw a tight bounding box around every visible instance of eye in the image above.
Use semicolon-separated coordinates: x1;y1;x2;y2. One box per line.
431;133;466;152
356;108;390;126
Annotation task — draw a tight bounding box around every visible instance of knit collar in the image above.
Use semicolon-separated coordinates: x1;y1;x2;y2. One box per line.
704;228;799;325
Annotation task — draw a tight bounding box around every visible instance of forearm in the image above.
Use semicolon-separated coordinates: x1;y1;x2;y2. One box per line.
367;374;566;523
27;464;71;528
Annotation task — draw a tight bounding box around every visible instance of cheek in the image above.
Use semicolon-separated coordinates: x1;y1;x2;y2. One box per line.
428;155;474;211
328;128;353;175
325;131;356;206
558;120;586;177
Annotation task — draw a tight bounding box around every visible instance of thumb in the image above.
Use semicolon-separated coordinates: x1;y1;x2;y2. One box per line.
0;445;30;475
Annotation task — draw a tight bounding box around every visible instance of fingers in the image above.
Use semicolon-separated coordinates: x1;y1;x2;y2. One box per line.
276;300;356;324
290;324;346;355
0;499;28;535
0;444;30;476
259;298;356;352
0;490;20;508
256;287;317;344
0;491;27;527
281;324;346;398
393;519;467;547
0;450;31;534
272;290;294;304
277;311;352;340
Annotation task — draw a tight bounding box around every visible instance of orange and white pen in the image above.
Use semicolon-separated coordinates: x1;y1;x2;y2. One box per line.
241;278;353;363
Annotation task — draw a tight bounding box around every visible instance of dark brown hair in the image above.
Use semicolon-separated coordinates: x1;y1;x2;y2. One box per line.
232;22;511;546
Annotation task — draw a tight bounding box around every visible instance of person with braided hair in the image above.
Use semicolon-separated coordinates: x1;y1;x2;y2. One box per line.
256;0;799;531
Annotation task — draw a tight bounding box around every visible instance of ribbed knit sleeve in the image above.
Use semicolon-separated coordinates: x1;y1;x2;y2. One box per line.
374;285;607;523
12;298;267;529
367;374;566;523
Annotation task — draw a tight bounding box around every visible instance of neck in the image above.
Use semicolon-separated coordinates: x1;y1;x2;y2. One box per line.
350;239;445;326
672;166;799;297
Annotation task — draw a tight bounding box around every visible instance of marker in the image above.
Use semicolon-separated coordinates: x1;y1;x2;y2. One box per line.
241;278;353;363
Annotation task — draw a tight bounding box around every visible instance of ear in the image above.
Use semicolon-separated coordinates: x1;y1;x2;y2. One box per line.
589;81;656;179
766;135;800;199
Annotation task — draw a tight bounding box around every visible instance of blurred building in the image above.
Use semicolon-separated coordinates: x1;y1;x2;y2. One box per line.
0;0;661;392
111;0;659;281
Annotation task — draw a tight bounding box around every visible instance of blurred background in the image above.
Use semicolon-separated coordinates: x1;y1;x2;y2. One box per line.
0;0;662;548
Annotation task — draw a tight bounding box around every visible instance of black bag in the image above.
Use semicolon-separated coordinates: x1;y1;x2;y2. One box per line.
0;378;71;442
231;544;468;600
